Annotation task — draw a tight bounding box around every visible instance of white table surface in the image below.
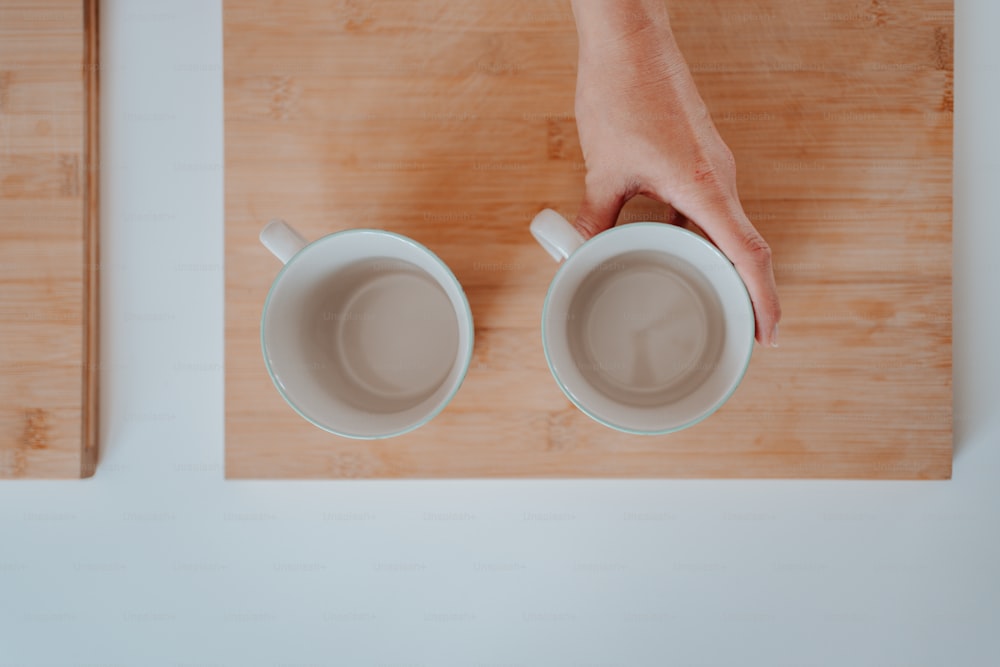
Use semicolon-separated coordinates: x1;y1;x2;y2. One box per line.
2;0;998;664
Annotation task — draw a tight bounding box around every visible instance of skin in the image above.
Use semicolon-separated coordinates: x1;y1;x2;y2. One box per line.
570;0;782;347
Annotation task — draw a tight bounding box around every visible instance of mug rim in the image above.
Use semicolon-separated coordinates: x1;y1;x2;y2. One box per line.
540;222;755;436
260;228;474;440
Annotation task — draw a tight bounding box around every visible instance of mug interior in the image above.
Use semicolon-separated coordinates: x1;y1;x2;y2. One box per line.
542;223;754;434
261;230;473;438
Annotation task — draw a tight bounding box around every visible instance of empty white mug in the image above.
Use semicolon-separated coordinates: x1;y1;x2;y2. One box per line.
530;209;754;434
260;220;474;439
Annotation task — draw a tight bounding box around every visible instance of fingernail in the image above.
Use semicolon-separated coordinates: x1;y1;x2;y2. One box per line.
769;324;779;348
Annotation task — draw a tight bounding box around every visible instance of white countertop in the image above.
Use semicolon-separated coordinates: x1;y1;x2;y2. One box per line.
2;0;998;664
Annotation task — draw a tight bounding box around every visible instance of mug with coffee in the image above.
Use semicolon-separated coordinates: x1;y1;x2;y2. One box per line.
259;220;473;439
530;209;754;434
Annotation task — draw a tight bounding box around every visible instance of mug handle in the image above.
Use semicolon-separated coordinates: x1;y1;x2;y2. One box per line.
260;219;308;264
530;209;586;262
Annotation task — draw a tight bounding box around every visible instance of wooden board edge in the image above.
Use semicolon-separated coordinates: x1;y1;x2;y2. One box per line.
81;0;100;479
223;448;956;481
944;11;955;476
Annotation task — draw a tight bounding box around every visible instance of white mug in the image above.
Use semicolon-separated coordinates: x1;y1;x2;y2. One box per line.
530;209;754;434
259;220;474;439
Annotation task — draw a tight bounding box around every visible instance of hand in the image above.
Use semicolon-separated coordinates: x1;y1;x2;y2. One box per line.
570;0;781;347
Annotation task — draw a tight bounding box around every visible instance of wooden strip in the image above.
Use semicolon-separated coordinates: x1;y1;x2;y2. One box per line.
0;0;98;479
81;0;99;477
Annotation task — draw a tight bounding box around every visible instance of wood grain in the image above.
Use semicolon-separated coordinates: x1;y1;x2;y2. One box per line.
0;0;99;479
224;0;952;479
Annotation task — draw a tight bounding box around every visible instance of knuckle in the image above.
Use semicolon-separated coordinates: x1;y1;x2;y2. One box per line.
713;147;737;182
574;214;603;239
690;154;722;184
718;147;737;176
741;229;773;266
690;150;736;189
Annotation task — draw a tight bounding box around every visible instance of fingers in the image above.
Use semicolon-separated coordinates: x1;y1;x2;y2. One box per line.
674;195;782;347
730;220;782;347
573;179;627;240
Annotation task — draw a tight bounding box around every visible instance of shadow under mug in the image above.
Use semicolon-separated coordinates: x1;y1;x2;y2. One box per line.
530;209;755;435
259;220;474;439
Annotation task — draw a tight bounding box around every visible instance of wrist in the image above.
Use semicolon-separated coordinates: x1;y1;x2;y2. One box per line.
571;0;674;49
571;0;687;78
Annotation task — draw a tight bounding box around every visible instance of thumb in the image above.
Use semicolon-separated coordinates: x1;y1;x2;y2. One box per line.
573;181;626;240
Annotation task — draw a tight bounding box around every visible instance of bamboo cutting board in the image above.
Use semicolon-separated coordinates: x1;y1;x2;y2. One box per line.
224;0;952;479
0;0;99;478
